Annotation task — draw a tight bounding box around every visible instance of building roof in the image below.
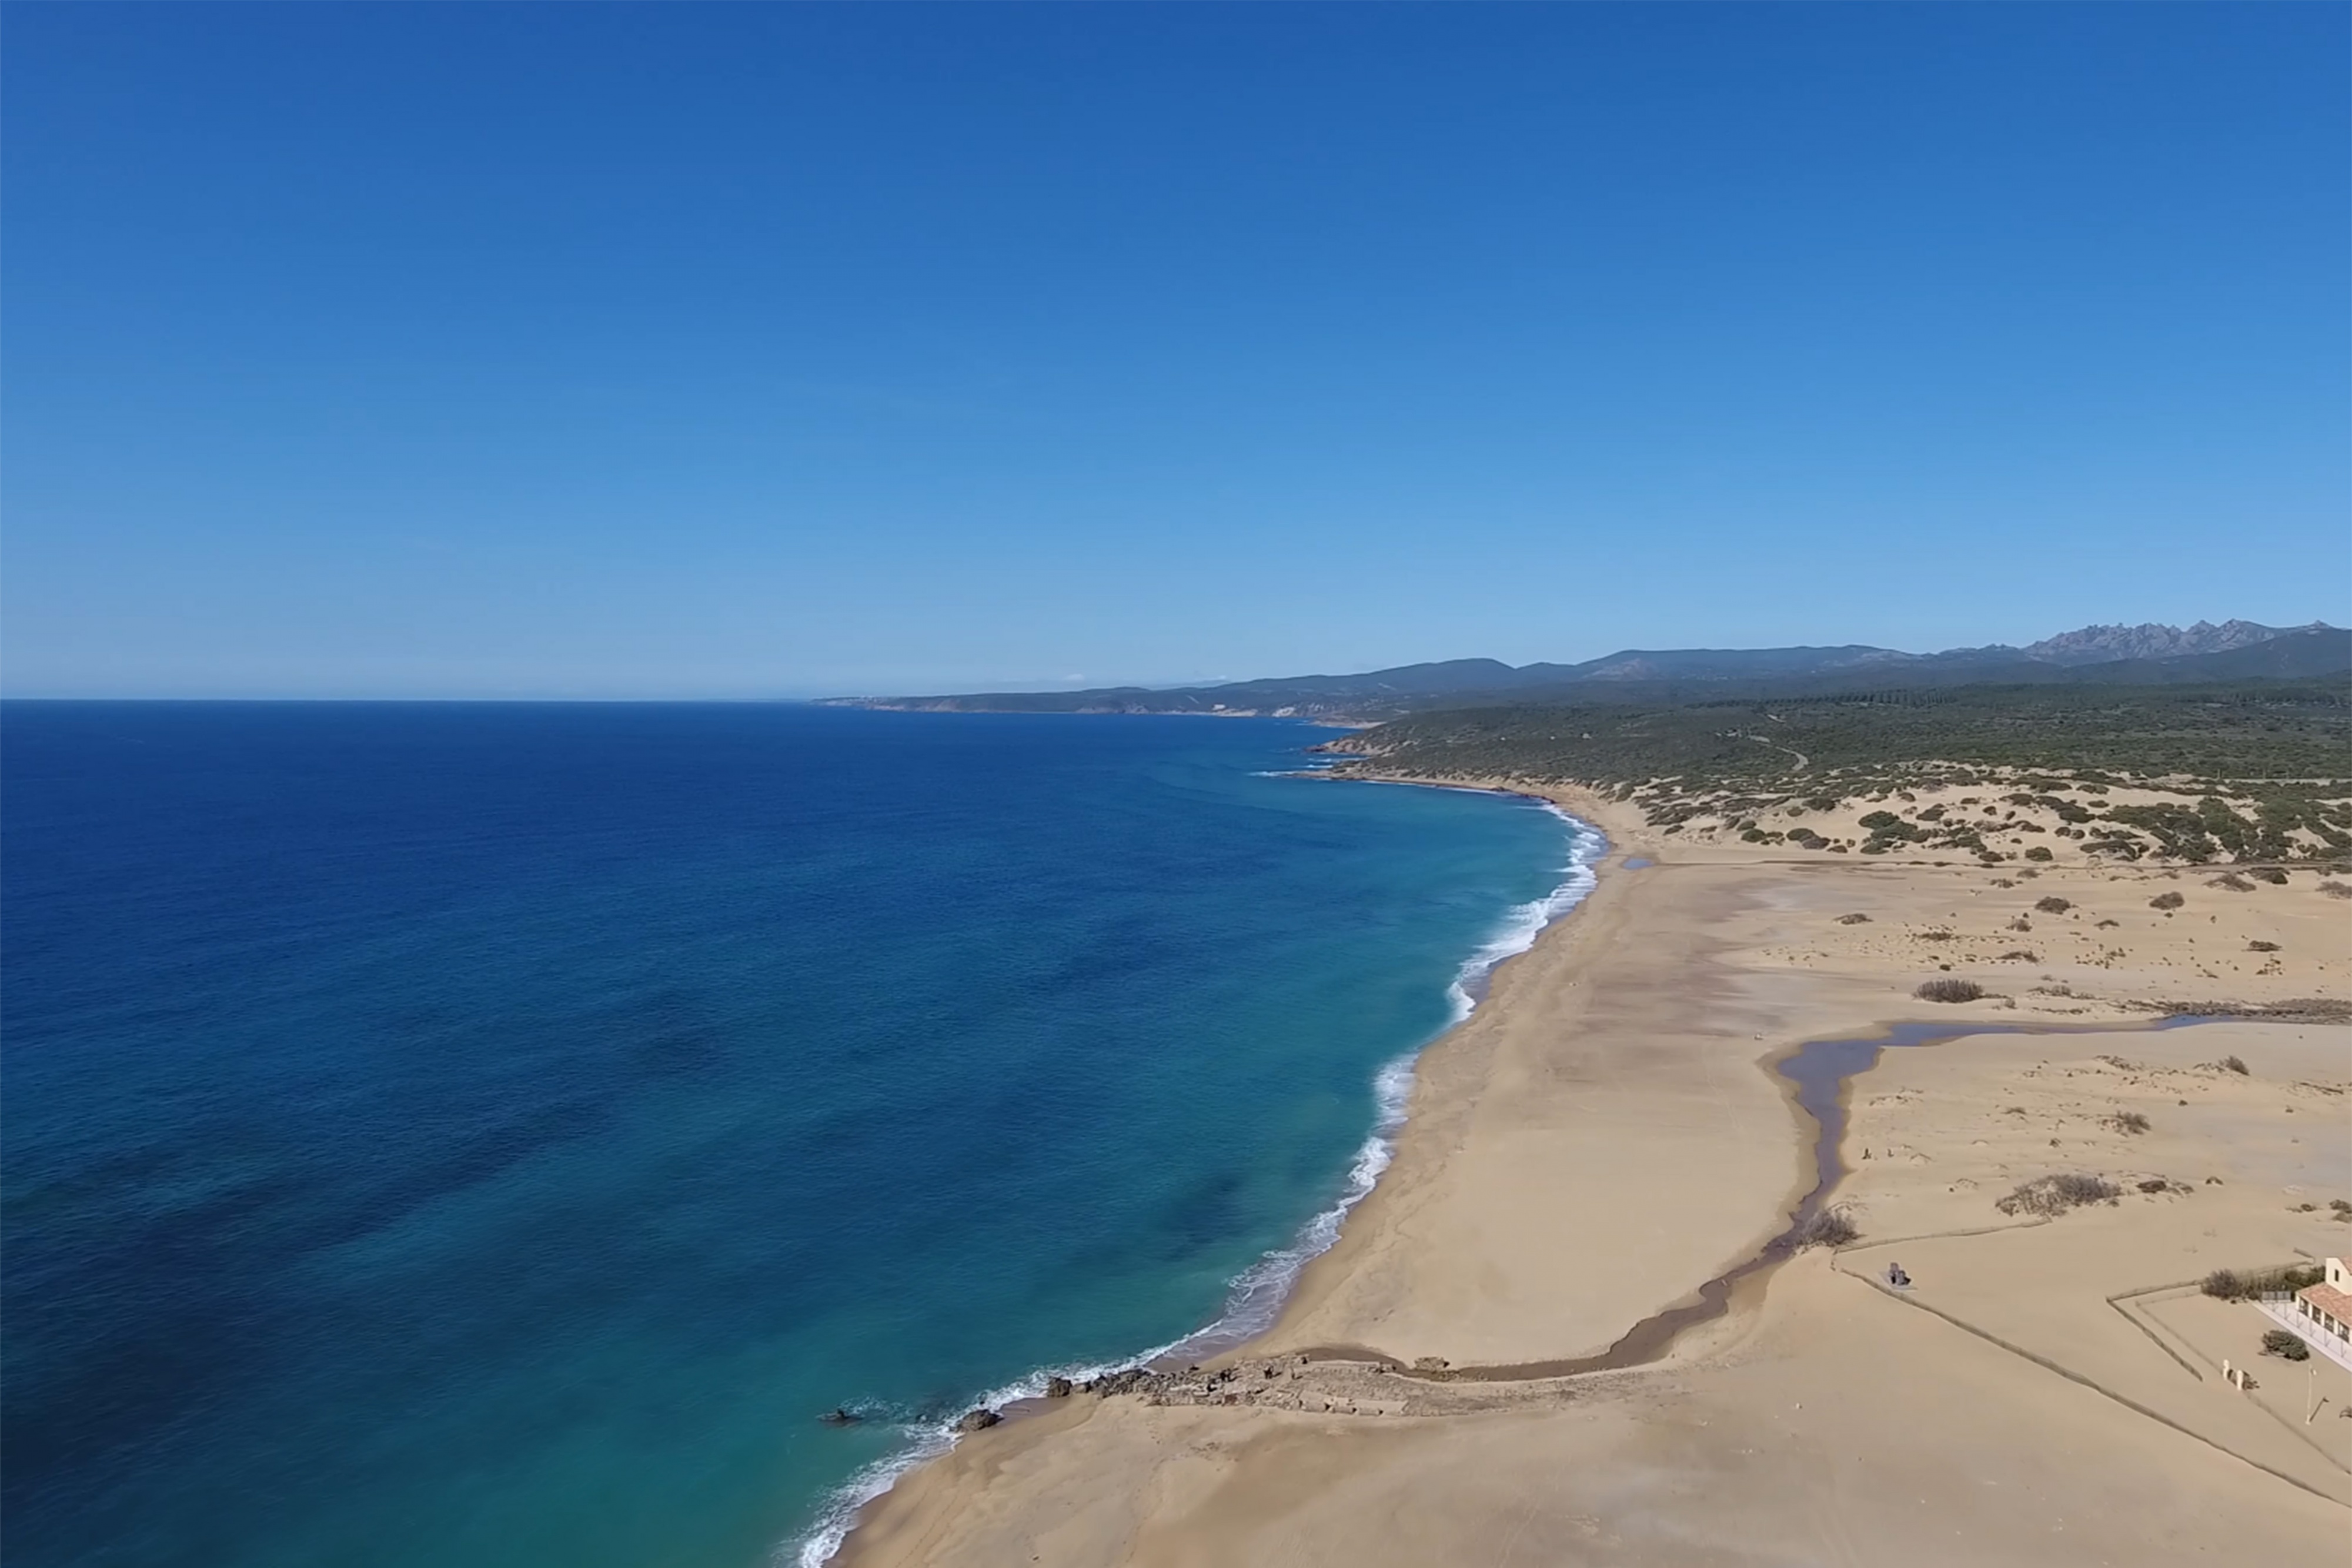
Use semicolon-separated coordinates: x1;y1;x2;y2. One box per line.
2297;1282;2352;1325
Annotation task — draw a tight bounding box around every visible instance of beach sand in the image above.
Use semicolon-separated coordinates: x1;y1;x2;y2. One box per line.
838;785;2350;1565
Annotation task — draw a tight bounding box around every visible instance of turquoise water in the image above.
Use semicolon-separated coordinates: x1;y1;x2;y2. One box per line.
2;704;1597;1567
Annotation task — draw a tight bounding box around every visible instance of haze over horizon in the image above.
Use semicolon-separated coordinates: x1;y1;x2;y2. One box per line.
5;5;2347;699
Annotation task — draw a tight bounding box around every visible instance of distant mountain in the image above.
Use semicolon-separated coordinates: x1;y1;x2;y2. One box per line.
2098;626;2352;683
1147;658;1529;702
2016;618;2328;666
821;619;2348;720
1521;644;1919;683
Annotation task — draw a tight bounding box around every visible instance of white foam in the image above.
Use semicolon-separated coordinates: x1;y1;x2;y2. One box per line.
790;1432;952;1568
793;796;1607;1565
1445;801;1606;1021
787;1330;1205;1568
787;1328;1191;1568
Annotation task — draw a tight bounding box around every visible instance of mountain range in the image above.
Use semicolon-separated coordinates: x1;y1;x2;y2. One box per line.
824;620;2350;721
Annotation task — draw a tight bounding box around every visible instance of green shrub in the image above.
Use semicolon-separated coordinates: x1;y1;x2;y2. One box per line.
1916;978;1985;1003
2263;1329;2310;1360
2206;1263;2325;1299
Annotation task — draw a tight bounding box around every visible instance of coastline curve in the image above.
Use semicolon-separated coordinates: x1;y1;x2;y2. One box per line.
795;784;1608;1566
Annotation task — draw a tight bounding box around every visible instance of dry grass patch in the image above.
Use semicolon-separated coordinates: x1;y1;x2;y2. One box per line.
1793;1206;1861;1249
1996;1174;2120;1217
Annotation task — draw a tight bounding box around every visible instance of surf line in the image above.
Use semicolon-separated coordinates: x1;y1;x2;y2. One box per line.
794;778;1608;1566
1147;785;1607;1367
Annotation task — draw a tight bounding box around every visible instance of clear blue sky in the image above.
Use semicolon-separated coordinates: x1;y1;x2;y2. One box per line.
5;4;2346;698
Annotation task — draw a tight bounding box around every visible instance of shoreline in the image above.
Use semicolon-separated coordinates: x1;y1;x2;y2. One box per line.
1225;775;1806;1374
833;772;2351;1566
797;774;1609;1567
1154;783;1609;1366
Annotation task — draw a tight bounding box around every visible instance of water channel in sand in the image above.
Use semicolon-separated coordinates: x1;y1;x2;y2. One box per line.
1297;1014;2224;1383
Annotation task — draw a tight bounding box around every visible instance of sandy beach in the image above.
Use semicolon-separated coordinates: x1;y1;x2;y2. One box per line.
838;782;2351;1566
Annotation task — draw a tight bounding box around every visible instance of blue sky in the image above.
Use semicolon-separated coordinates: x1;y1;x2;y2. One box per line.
5;4;2346;698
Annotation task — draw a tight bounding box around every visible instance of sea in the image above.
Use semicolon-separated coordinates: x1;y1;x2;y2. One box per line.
1;703;1600;1568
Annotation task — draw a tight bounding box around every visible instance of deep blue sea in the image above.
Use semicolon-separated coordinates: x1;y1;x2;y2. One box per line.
2;703;1596;1568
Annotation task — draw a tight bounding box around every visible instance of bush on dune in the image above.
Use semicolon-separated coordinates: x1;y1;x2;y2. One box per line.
1996;1174;2119;1217
2199;1263;2321;1300
1795;1206;1860;1249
